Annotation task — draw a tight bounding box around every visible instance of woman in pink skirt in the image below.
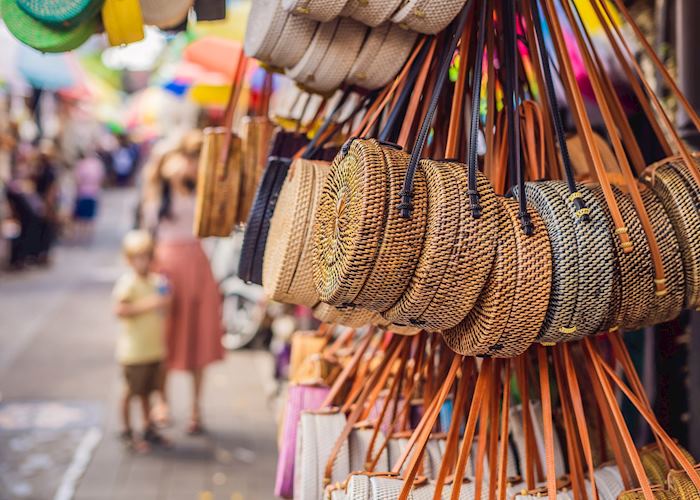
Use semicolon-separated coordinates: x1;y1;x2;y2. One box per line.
141;131;223;434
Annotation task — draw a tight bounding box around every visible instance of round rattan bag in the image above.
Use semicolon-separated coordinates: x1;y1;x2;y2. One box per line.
282;0;347;22
341;0;403;27
312;139;428;311
382;160;498;332
263;159;329;307
642;158;700;310
312;303;376;328
391;0;468;34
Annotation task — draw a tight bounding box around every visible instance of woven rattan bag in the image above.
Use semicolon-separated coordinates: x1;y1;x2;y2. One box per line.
283;0;347;23
341;0;403;27
287;17;368;94
263;158;329;306
193;127;242;237
391;0;468;34
244;0;318;69
345;23;418;91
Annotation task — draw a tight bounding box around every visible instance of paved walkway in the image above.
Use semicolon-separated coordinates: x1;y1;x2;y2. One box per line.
0;189;278;500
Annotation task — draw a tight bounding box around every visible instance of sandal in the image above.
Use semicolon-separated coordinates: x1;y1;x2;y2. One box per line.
186;419;205;436
143;427;171;447
120;430;150;453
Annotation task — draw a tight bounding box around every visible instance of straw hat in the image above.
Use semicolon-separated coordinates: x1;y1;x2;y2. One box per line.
139;0;193;29
2;0;97;52
17;0;103;28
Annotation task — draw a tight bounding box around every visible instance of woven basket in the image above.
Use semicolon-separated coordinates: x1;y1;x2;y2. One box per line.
313;139;390;305
390;0;468;34
238;117;276;224
244;0;317;69
283;0;348;22
668;466;700;500
618;486;677;500
638;186;685;326
341;0;403;27
643;158;700;310
288;17;368;94
515;182;581;344
140;0;193;28
17;0;103;28
441;196;516;357
263;159;330;306
312;303;376;328
2;0;98;53
193;127;242;238
550;182;616;338
484;196;552;358
588;184;655;332
346;23;417;91
383;161;498;332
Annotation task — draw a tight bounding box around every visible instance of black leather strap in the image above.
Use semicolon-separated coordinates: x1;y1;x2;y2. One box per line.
398;2;473;218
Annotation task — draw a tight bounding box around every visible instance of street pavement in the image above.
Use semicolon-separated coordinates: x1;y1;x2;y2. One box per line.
0;189;279;500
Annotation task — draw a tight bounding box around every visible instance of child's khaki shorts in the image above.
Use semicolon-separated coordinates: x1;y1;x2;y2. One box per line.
123;361;162;396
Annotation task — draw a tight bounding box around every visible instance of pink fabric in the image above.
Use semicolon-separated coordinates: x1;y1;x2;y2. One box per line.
74;157;104;197
274;384;329;498
155;240;224;371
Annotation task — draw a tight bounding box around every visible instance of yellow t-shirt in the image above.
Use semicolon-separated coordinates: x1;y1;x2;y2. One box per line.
113;272;166;365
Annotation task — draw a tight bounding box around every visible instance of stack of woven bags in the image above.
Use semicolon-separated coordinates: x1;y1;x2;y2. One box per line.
1;0;226;51
243;0;469;93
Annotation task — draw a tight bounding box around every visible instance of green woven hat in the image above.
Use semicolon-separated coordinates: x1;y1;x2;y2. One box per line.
2;0;97;52
17;0;104;28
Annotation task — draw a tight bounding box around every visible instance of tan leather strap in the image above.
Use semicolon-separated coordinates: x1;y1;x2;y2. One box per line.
520;100;545;181
515;354;541;488
561;344;599;500
497;361;512;500
397;39;438;148
218;54;249;177
343;334;383;413
487;360;501;500
397;356;461;500
484;0;498;183
557;0;666;294
445;9;474;158
589;342;700;491
536;346;557;500
582;338;654;499
541;0;632;252
320;327;375;409
324;327;355;359
449;359;493;500
472;360;493;500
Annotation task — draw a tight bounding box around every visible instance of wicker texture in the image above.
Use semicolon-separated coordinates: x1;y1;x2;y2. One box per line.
313;139;389;305
311;18;368;93
383;162;496;331
283;0;348;22
140;0;192;28
643;158;700;310
485;196;552;358
287;19;338;83
346;23;416;90
551;182;616;338
17;0;102;27
244;0;290;62
267;12;319;69
349;427;389;472
668;468;700;500
517;182;580;344
312;303;377;327
441;196;516;356
342;0;404;27
263;159;322;305
390;0;468;34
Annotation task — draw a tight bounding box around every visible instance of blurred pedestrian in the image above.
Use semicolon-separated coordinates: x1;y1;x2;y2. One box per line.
72;149;105;242
111;133;139;186
141;131;223;434
113;230;171;452
32;140;61;265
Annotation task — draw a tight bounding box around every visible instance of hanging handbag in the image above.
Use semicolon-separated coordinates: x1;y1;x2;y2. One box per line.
139;0;193;29
193;0;225;21
102;0;145;46
282;0;348;23
390;0;468;34
341;0;403;27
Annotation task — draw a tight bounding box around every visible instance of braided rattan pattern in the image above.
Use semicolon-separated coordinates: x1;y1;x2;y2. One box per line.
347;23;417;91
668;468;700;500
345;474;371;499
342;0;404;27
302;18;368;94
267;13;319;69
263;159;319;305
312;303;377;327
550;182;615;338
244;0;289;61
287;19;338;83
352;145;428;312
390;0;468;34
441;196;516;356
485;196;552;358
282;0;348;22
589;185;654;331
384;162;497;331
512;182;579;344
313;139;388;305
643;159;700;310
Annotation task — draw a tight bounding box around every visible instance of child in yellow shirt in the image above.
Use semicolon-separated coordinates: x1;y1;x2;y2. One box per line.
113;230;170;451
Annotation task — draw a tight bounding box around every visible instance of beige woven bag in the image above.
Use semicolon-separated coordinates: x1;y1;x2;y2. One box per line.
346;23;417;91
244;0;318;69
288;17;368;94
263;159;329;306
283;0;348;22
391;0;468;34
341;0;403;27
